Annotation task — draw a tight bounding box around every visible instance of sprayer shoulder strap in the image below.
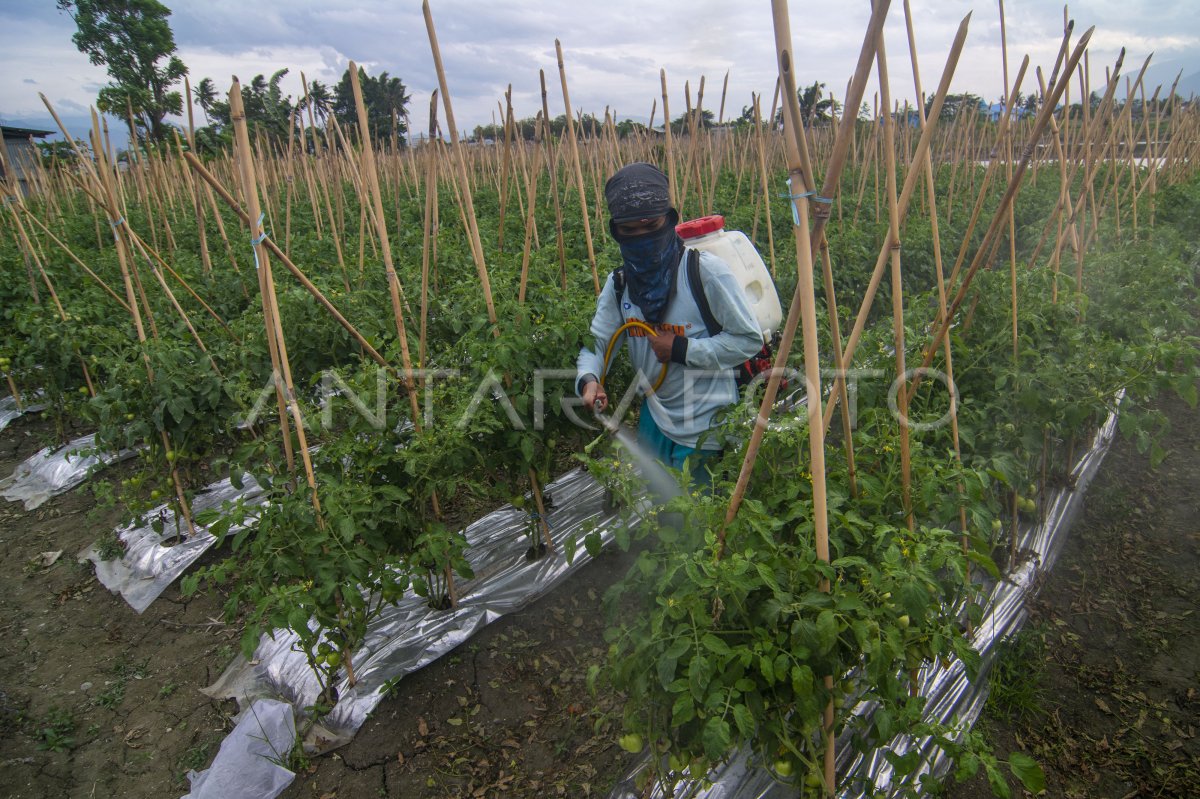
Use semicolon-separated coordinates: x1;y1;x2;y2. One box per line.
686;248;722;336
609;267;626;319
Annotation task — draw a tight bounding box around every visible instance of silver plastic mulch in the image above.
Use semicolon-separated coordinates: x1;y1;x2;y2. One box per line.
83;475;267;613
0;432;136;510
202;465;643;752
0;394;45;433
605;408;1119;799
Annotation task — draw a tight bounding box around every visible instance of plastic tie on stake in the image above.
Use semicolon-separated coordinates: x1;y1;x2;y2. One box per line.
780;179;814;225
110;216;125;228
250;213;270;269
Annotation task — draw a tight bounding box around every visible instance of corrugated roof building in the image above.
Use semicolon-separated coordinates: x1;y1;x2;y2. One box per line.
0;125;54;197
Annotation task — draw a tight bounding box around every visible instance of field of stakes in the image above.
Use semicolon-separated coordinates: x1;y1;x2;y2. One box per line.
1;2;1199;797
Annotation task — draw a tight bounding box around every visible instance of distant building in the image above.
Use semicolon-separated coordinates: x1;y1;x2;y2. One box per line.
0;125;54;197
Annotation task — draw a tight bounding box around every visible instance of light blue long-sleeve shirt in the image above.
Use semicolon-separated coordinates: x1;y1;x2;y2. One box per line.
576;249;765;449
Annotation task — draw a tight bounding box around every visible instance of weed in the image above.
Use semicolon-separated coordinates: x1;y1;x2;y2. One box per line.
94;531;126;561
985;625;1048;723
158;680;179;698
176;737;217;785
36;708;75;752
94;655;152;709
93;682;125;710
113;656;150;680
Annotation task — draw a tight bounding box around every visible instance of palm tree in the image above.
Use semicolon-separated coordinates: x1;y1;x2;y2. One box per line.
797;81;832;125
304;80;333;126
194;77;217;124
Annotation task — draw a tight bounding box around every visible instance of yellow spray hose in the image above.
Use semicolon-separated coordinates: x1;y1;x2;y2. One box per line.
599;320;669;395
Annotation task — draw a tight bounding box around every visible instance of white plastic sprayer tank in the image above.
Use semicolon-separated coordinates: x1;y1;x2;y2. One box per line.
676;215;783;340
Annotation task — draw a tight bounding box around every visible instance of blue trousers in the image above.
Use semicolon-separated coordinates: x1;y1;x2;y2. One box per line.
636;409;718;489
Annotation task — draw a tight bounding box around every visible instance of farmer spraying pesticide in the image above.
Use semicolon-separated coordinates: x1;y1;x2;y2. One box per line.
576;162;767;485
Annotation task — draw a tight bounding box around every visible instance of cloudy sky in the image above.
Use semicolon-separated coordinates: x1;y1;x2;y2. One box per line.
2;0;1198;142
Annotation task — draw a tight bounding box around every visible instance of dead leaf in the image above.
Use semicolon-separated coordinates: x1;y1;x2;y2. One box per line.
396;752;405;765
35;550;63;567
1096;698;1113;714
418;717;428;736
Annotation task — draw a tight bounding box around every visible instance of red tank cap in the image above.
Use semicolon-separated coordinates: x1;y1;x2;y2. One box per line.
675;214;725;239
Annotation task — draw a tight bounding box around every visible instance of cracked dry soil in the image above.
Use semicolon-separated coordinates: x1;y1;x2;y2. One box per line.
0;418;243;799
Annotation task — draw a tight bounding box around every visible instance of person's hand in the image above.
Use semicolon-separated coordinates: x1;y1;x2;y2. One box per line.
582;379;608;413
649;330;675;363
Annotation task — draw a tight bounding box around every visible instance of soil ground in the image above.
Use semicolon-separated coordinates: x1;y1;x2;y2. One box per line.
0;414;638;799
0;390;1195;799
944;391;1200;799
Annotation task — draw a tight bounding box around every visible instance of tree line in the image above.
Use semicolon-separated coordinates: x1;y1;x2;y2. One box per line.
55;0;411;155
52;1;1193;158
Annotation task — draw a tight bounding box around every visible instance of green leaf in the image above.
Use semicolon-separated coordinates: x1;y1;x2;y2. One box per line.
701;716;731;761
689;654;712;700
657;651;679;690
985;761;1012;799
585;664;600;695
816;610;839;653
966;549;1001;579
672;692;695;725
700;633;732;657
1008;752;1045;793
731;703;755;738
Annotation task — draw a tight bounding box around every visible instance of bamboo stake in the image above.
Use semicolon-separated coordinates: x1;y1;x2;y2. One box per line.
751;94;777;276
182;77;212;274
420;93;439;373
874;14;915;534
770;5;838;790
821;16;972;433
423;4;502;322
554;39;600;295
910;28;1096;396
85;108;196;538
183;153;390;370
540;70;568;290
660;70;678;208
350;63;430;405
901;0;969;563
228;81;299;478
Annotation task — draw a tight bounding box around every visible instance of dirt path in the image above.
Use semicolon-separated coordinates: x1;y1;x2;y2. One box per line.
0;413;639;799
277;548;639;799
946;391;1200;798
0;418;248;799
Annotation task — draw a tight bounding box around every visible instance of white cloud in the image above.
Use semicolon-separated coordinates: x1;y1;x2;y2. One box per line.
2;0;1197;141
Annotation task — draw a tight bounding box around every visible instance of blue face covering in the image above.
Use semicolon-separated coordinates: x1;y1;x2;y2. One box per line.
613;214;683;324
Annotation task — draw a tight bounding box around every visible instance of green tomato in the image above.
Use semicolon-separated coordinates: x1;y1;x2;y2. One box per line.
150;489;162;500
991;518;1003;533
805;772;824;789
897;614;911;629
618;733;644;753
325;652;342;668
773;758;794;777
165;450;177;462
